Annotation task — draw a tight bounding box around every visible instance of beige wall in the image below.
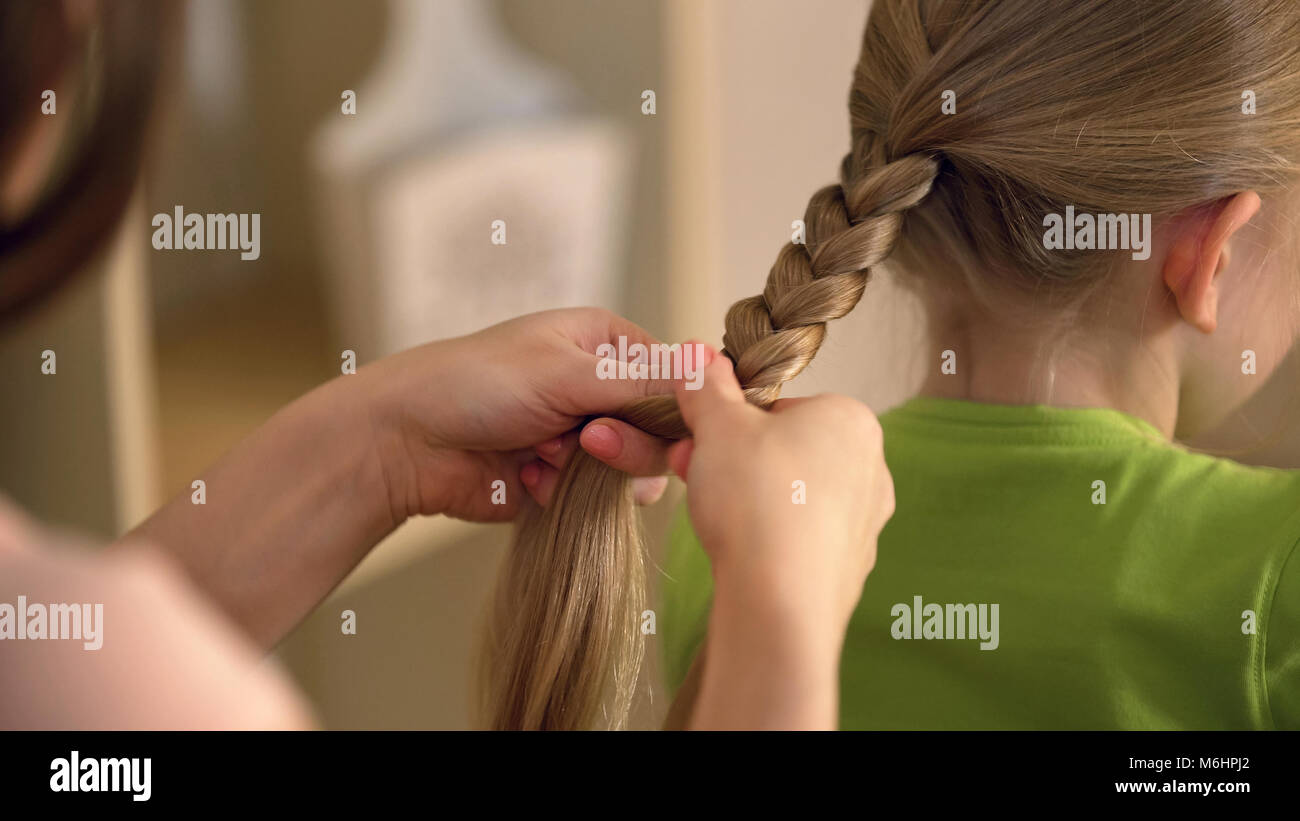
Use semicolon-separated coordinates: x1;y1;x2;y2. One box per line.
0;200;158;540
0;255;117;539
667;0;925;413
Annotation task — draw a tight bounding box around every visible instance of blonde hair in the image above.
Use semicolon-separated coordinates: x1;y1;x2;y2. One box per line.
480;0;1300;729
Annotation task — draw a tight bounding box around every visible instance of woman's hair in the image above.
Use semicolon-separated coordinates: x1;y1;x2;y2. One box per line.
0;0;170;320
481;0;1300;729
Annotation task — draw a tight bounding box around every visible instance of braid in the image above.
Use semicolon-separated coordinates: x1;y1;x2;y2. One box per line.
617;151;939;438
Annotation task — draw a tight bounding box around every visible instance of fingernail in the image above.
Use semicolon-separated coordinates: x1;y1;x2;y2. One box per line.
520;463;540;487
536;437;562;455
581;423;622;459
699;343;718;370
682;340;715;373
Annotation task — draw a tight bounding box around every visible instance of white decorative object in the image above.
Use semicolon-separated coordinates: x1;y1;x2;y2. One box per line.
312;0;630;354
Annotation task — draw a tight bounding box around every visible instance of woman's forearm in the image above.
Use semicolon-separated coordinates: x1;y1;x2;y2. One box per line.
690;574;844;730
114;372;402;649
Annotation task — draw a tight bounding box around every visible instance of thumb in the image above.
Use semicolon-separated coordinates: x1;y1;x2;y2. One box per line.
675;345;746;433
666;439;694;481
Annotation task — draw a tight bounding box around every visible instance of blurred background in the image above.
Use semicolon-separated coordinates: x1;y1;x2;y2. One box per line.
3;0;1298;729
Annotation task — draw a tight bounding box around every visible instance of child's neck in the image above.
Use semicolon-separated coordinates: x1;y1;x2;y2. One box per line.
915;306;1181;440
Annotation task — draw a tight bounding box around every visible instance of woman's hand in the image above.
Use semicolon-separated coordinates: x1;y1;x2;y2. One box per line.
360;307;686;522
666;347;895;730
121;307;689;648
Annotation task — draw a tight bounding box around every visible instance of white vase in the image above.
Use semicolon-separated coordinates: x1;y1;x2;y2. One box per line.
311;0;630;357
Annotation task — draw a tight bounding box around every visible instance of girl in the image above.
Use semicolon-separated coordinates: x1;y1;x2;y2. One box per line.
660;0;1300;729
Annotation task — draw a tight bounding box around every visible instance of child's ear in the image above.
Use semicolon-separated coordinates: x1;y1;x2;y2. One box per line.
1161;191;1261;333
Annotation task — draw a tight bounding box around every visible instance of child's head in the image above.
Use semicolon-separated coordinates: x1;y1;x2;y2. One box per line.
847;0;1300;435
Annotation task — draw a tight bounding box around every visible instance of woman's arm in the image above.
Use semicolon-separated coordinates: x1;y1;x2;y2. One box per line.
661;350;894;730
0;500;314;730
115;372;396;649
690;581;845;730
113;308;684;648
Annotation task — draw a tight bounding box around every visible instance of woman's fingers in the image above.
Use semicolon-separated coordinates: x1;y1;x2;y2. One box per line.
520;460;560;506
527;410;684;505
632;475;669;505
563;328;713;418
674;349;745;435
521;460;670;507
533;431;578;471
579;418;672;477
666;439;694;481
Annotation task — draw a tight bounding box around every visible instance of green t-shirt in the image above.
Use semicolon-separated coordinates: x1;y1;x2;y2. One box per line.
660;397;1300;729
